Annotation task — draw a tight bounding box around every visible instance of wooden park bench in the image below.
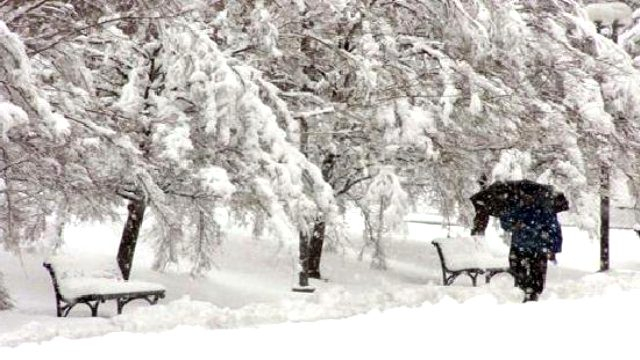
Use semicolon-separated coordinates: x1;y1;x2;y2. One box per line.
431;236;512;286
43;256;165;317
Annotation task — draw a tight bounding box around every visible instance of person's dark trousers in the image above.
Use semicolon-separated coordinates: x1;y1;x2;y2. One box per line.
509;247;548;301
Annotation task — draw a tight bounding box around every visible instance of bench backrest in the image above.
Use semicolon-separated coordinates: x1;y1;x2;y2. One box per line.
432;236;509;270
44;255;122;281
43;255;124;301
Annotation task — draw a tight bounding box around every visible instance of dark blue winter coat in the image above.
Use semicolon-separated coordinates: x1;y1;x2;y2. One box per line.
500;205;563;253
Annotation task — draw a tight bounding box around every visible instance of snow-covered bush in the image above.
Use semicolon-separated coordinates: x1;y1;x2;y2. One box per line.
358;167;409;269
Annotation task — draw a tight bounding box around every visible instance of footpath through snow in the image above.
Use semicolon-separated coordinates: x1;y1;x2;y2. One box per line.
4;285;640;360
3;267;640;346
2;220;640;353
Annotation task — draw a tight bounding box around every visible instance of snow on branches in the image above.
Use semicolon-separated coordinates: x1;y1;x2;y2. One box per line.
2;0;640;283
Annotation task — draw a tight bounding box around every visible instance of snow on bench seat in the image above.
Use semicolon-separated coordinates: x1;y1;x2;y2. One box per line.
431;236;511;286
59;278;165;300
43;255;165;317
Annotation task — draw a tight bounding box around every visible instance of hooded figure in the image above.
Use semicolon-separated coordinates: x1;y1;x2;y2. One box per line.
499;194;563;302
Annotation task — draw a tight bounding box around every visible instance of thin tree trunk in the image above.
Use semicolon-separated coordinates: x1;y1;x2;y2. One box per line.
371;196;387;270
471;174;490;235
50;198;68;252
117;198;146;280
358;205;374;261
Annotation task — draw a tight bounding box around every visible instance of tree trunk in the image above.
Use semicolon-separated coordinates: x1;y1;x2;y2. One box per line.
50;199;68;252
298;230;310;287
117;199;146;280
307;219;326;279
306;152;336;278
371;196;387;270
471;174;490;235
600;165;610;272
358;206;374;261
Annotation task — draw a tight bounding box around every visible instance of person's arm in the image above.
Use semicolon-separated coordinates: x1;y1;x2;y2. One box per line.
471;208;490;235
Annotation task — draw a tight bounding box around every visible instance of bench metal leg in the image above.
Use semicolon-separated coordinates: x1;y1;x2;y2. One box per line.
467;272;479;287
117;298;125;315
88;301;99;317
56;300;63;317
445;271;481;286
445;272;459;286
485;269;512;284
117;294;163;314
59;300;100;317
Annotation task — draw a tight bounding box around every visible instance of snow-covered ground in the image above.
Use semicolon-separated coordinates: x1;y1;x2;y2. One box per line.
2;215;640;359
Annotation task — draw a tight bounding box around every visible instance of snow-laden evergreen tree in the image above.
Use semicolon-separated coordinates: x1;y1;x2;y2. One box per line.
0;4;93;307
211;0;440;271
4;0;640;286
0;1;336;286
216;0;640;267
14;1;335;277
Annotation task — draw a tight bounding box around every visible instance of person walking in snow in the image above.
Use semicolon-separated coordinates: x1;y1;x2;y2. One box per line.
500;194;563;302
